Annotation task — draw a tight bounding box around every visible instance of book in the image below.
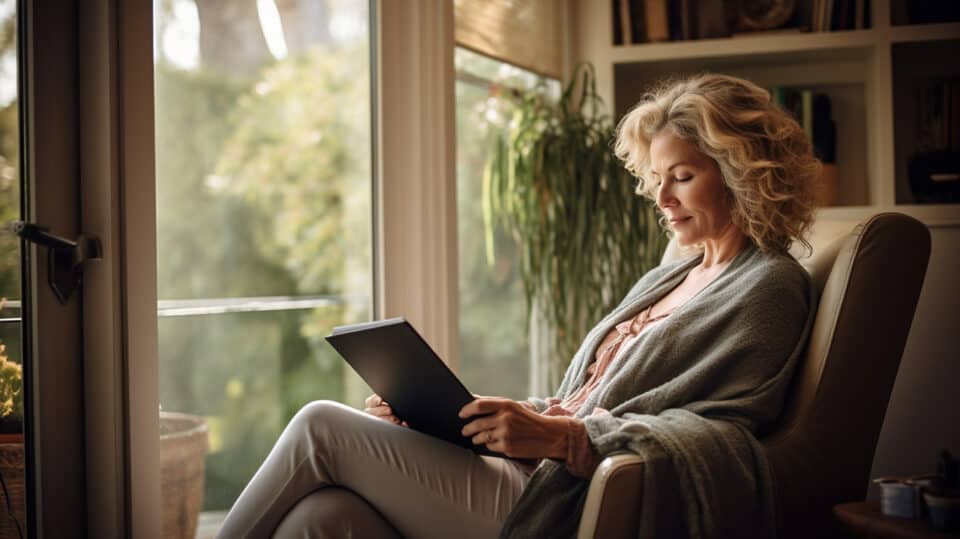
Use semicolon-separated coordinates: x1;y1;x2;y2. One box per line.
645;0;669;42
630;0;647;43
773;86;786;109
950;81;960;153
795;0;815;31
619;0;633;44
680;0;692;40
326;318;508;458
667;0;683;41
812;93;837;164
612;0;623;45
697;0;729;39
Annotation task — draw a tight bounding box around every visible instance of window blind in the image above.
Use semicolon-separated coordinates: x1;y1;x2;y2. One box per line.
454;0;564;79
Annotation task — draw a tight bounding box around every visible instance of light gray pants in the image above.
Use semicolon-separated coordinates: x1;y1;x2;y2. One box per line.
217;400;531;539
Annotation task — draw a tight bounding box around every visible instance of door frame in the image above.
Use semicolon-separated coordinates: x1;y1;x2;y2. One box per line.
20;0;87;536
77;1;161;537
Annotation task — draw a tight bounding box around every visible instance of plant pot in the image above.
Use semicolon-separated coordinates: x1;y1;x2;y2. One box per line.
0;440;24;537
0;432;22;444
160;411;209;539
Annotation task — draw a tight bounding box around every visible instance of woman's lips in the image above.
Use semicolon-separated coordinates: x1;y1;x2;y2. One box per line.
669;216;692;225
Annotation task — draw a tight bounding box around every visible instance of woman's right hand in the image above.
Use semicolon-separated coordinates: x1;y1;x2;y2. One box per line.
364;394;408;427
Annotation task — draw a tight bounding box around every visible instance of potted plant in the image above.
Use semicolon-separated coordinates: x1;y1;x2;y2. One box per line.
159;409;209;539
483;63;668;393
0;334;25;537
0;343;22;442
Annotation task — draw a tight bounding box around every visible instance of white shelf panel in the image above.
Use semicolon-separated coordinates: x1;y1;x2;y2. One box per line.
890;22;960;44
890;205;960;227
606;30;879;64
817;204;960;227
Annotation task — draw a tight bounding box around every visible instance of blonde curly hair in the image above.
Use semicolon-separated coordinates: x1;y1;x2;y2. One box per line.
614;73;820;255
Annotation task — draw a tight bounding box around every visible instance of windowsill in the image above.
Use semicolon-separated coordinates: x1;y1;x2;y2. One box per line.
196;510;228;539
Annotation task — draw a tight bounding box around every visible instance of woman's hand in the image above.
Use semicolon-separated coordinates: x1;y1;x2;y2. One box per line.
363;394;408;427
459;397;576;459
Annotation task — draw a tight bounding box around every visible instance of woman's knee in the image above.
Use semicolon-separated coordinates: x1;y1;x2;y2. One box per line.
273;488;401;539
287;400;363;444
292;400;352;428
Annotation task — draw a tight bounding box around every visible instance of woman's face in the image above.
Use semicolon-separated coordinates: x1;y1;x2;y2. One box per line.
649;131;733;247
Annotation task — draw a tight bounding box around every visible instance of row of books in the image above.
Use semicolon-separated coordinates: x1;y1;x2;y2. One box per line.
808;0;872;32
611;0;871;46
916;80;960;154
772;87;837;164
908;81;960;204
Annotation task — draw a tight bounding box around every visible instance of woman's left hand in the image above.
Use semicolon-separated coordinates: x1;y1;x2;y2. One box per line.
459;397;575;459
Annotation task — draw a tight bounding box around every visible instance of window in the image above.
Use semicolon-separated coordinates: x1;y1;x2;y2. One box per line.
454;47;560;399
153;0;372;531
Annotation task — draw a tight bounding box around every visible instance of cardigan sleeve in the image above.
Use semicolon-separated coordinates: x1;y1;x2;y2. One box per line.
563;418;604;478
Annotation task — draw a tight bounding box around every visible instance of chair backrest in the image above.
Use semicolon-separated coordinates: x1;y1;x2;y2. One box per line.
761;213;931;537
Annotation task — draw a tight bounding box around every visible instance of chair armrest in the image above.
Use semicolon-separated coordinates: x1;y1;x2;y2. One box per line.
576;454;646;539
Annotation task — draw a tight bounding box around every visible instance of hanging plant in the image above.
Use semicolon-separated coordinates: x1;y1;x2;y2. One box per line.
482;63;667;390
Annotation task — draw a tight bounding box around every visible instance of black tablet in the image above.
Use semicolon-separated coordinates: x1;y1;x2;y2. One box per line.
325;318;504;458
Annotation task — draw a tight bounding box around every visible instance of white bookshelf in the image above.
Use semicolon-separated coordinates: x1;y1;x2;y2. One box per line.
572;0;960;227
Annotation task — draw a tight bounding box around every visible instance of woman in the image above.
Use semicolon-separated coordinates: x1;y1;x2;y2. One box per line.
217;73;819;539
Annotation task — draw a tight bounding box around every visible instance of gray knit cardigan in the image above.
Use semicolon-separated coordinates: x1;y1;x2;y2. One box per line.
500;242;816;538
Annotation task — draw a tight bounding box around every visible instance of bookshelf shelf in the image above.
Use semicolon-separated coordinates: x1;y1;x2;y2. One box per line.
889;22;960;43
573;0;960;228
607;29;879;64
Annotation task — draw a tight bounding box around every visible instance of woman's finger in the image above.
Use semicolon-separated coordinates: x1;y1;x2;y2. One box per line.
459;397;508;419
472;425;505;446
365;404;394;418
374;405;393;417
462;417;495;438
364;394;384;408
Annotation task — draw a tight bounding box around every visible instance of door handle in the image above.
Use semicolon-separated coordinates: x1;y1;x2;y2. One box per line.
12;221;103;304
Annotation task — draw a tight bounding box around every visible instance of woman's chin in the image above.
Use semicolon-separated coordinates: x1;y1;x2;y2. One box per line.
673;235;695;247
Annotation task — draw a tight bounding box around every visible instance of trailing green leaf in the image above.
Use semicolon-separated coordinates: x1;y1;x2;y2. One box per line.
482;63;668;390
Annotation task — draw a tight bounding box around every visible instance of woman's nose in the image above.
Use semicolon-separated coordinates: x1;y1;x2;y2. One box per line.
656;180;674;209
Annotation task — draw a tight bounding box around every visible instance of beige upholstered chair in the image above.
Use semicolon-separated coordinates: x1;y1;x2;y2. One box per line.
576;213;932;538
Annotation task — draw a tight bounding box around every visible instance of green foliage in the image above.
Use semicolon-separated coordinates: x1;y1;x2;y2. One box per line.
0;342;22;423
0;100;19;301
215;45;371;298
483;63;668;389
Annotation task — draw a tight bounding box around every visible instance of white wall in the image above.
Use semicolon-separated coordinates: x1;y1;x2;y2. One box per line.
867;226;960;496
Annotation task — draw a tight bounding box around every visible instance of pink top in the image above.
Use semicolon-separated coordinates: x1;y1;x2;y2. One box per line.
527;305;671;478
543;305;671;418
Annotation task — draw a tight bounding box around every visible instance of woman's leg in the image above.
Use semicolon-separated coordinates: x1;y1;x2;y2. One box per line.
272;488;401;539
217;400;530;539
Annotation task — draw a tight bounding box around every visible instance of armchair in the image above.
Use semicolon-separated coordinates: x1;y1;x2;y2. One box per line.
576;213;932;538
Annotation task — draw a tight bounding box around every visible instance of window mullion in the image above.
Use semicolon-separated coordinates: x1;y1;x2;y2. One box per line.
376;0;459;370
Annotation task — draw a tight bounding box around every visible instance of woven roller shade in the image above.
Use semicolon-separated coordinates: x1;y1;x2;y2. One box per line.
454;0;563;79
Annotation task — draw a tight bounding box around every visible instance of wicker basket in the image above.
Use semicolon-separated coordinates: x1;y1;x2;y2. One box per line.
160;412;209;539
0;440;24;538
0;414;207;539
